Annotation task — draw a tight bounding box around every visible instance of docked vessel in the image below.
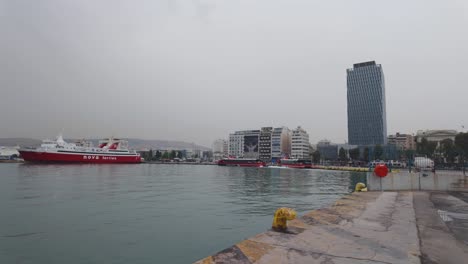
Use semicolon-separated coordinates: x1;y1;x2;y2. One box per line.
19;135;142;163
278;159;312;169
217;158;266;167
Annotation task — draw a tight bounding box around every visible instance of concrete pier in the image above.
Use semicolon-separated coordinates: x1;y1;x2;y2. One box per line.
195;191;468;264
366;170;466;191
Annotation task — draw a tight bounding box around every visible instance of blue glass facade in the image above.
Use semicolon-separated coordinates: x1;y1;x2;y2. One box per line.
347;61;387;145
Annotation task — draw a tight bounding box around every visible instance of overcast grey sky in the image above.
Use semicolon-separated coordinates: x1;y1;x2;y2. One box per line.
1;0;467;146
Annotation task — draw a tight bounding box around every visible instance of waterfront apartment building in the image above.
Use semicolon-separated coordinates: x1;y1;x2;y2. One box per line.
228;130;260;158
347;61;387;146
271;127;292;160
291;126;310;159
387;133;416;150
259;127;273;162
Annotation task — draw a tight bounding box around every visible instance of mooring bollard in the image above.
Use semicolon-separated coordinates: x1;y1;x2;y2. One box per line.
355;182;368;192
272;207;296;231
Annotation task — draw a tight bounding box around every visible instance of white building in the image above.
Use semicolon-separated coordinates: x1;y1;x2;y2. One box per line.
271;127;291;160
212;139;227;154
291;126;310;159
212;139;228;160
228;130;260;158
416;130;458;144
228;134;243;158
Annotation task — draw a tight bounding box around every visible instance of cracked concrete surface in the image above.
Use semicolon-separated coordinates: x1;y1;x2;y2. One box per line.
195;191;468;264
414;192;468;264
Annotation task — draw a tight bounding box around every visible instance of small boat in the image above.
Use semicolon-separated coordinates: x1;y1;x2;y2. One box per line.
266;165;290;169
19;135;141;164
278;159;312;169
217;158;266;167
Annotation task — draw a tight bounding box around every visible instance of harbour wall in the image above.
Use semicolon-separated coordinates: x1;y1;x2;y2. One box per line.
193;169;468;263
194;192;423;264
366;170;466;191
194;191;468;264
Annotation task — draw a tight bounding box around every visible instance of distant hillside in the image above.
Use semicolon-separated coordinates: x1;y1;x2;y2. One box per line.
0;138;209;151
0;138;42;147
125;138;209;151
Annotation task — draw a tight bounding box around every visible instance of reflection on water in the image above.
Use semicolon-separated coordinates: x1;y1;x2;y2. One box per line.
0;164;366;264
221;167;367;216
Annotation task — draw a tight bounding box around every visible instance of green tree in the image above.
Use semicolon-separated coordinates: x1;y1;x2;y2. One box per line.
169;150;176;159
404;149;415;161
177;151;183;159
339;147;347;162
417;138;437;158
147;149;153;161
374;144;383;160
349;148;360;161
455;132;468;156
162;151;169;160
312;150;320;163
363;147;370;162
455;132;468;171
155;150;162;160
439;139;456;163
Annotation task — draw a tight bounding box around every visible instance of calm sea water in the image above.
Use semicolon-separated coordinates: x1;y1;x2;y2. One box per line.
0;163;366;264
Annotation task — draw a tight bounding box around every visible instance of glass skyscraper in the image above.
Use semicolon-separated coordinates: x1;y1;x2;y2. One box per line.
347;61;387;146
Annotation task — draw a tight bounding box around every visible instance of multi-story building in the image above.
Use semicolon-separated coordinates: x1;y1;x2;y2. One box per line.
387;133;416;150
259;127;273;162
212;139;225;153
228;130;260;158
347;61;387;146
317;140;338;161
228;134;244;158
415;130;458;144
291;126;310;159
271;127;291;161
212;139;228;160
223;140;228;156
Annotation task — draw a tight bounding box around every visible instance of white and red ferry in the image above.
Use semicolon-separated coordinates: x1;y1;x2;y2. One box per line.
19;135;142;164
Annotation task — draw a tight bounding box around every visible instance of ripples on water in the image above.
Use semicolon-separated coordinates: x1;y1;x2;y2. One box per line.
0;164;366;264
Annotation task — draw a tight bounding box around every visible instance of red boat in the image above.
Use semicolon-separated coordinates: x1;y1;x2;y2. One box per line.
19;135;142;164
217;158;266;167
278;159;312;169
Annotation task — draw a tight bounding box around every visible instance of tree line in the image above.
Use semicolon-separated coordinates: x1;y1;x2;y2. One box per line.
308;132;468;165
141;150;185;161
415;132;468;164
140;149;214;161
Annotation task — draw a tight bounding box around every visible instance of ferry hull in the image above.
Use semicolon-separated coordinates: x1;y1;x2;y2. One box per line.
280;164;312;169
218;163;264;168
281;164;306;169
19;150;141;164
217;159;266;167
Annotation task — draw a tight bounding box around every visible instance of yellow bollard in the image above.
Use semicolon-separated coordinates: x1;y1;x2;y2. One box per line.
272;207;296;231
355;182;368;192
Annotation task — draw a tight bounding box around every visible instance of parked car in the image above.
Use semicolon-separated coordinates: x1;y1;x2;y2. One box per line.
369;160;386;167
385;160;405;168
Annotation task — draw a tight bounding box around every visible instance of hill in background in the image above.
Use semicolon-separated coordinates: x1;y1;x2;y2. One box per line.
0;138;42;147
0;138;209;151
